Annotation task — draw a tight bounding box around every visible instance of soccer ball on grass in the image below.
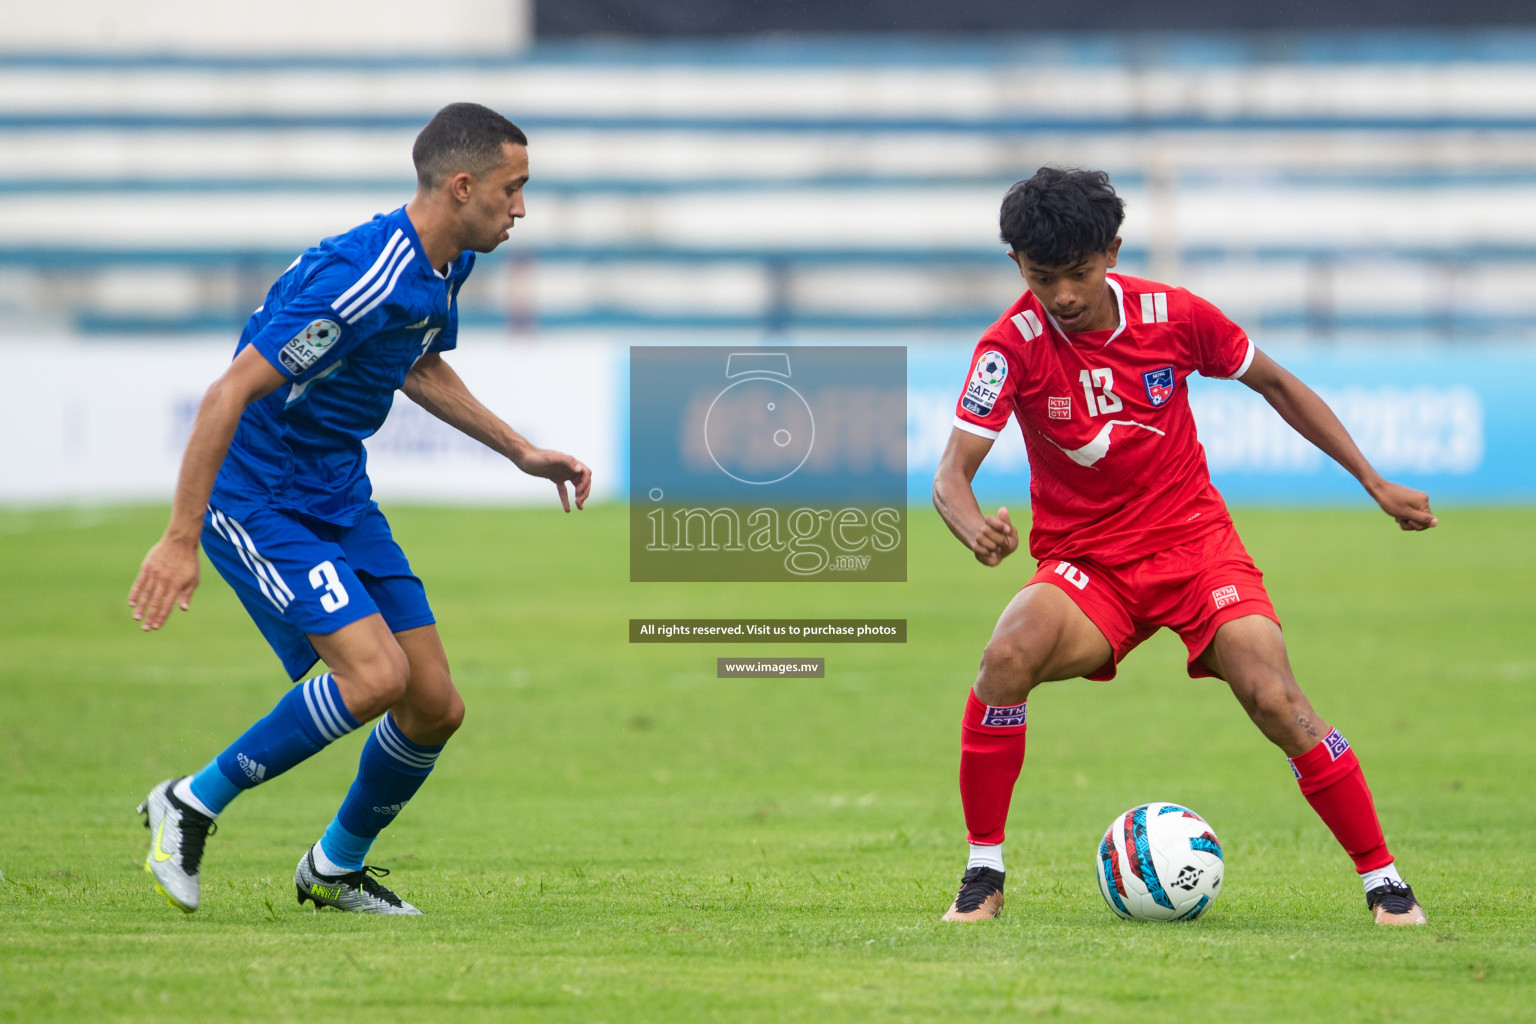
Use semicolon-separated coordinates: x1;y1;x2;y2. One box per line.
1096;802;1223;921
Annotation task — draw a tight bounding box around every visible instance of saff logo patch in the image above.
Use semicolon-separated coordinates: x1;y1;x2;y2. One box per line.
962;349;1008;416
1143;365;1176;407
278;318;341;375
973;350;1008;388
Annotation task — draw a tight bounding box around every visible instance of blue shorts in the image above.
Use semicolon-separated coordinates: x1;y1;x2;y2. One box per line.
202;502;434;681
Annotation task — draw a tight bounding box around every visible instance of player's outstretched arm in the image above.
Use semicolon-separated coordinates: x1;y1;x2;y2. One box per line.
402;353;591;511
1239;348;1437;531
129;346;288;630
933;427;1020;566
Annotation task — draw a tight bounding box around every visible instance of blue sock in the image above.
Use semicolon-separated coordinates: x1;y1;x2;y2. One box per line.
319;711;444;872
188;673;360;815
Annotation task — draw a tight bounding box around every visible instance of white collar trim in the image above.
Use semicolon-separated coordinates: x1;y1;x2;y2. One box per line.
1044;274;1127;349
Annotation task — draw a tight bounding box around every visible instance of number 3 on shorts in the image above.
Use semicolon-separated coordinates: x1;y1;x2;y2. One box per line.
309;560;351;613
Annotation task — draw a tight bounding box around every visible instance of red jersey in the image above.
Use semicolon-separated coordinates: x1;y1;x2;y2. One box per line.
952;273;1256;565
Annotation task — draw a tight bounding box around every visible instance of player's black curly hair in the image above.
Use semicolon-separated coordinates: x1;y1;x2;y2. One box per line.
413;102;528;189
999;167;1125;267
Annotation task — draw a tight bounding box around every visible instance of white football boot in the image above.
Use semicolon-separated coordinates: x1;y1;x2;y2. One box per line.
137;777;216;913
294;848;421;914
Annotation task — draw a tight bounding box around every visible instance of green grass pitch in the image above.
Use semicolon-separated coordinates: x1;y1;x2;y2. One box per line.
1;503;1532;1022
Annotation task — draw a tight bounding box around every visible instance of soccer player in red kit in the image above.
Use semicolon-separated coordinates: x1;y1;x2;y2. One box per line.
934;168;1435;926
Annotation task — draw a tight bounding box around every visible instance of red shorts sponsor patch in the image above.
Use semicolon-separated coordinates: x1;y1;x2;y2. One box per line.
1028;523;1279;682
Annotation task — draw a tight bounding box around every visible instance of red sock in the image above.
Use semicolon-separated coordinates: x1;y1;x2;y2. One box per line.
1289;729;1393;873
959;690;1028;845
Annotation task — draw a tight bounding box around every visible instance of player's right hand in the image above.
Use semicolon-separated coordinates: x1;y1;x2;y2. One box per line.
1372;480;1438;532
129;537;200;631
971;506;1020;567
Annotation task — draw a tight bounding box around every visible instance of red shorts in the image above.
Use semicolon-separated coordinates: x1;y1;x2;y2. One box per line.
1029;524;1280;681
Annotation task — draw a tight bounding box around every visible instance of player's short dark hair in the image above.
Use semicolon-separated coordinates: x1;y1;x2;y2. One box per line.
999;167;1125;267
413;102;528;189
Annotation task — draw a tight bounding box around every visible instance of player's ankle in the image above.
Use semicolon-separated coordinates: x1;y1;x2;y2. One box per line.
966;843;1005;873
1360;861;1403;892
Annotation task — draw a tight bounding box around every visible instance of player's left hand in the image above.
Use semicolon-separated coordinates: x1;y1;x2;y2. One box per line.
1372;480;1438;531
518;448;591;512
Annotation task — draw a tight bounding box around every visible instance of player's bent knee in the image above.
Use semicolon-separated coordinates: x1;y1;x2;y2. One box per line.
343;645;411;714
1240;673;1307;735
418;681;465;735
440;690;466;735
977;637;1046;700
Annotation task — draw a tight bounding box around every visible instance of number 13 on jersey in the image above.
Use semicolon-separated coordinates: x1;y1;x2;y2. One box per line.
1079;368;1123;416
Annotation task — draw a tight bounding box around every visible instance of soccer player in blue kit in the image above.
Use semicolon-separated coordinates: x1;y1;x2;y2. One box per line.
128;103;590;914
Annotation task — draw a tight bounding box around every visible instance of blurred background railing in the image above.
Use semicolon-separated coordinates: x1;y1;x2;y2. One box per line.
5;34;1536;342
4;5;1534;506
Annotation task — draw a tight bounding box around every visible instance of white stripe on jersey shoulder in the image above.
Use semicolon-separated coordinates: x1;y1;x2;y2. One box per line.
1138;287;1171;325
952;416;1001;440
343;249;416;325
1009;309;1043;341
332;228;405;313
337;237;412;323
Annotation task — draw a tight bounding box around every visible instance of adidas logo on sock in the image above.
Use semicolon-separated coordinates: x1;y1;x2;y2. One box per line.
373;802;406;816
237;752;267;782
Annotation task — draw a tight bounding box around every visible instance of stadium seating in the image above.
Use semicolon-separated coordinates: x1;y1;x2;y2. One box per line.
3;35;1535;340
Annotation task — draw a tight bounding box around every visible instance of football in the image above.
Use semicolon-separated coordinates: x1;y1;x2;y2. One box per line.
1096;802;1224;921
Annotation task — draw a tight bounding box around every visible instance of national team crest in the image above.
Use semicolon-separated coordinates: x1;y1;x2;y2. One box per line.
1143;366;1175;407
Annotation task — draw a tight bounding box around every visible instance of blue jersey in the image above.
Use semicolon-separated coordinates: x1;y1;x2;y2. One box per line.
211;206;474;526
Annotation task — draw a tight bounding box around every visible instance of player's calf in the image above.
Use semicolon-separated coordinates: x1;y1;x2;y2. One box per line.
136;671;366;913
1288;728;1426;924
306;708;449;890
